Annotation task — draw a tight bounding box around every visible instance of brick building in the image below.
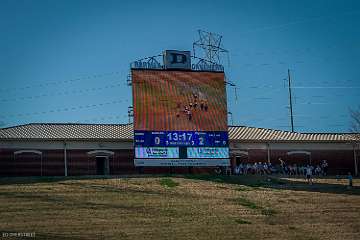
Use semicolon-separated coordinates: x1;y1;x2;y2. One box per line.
0;123;359;176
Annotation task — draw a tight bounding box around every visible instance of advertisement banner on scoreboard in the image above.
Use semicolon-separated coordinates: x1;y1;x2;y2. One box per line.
135;147;179;158
187;147;229;159
134;158;230;167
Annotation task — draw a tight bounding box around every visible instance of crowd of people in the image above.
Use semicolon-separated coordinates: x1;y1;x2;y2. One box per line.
226;159;330;185
215;159;356;187
231;159;329;177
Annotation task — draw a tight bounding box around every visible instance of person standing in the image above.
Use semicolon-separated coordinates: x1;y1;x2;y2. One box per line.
245;163;250;175
279;157;285;175
234;165;240;175
239;163;244;175
347;172;353;189
315;165;322;176
321;160;328;176
306;165;313;185
263;162;269;175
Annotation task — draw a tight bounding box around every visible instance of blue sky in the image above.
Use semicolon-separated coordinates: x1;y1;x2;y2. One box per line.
0;0;359;132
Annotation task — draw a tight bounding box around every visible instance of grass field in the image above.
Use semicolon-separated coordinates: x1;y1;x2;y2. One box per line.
0;175;359;240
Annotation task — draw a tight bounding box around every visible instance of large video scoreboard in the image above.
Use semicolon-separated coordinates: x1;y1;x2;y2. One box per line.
132;69;229;166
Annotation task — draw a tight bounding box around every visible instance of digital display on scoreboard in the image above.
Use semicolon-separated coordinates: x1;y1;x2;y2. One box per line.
135;147;179;158
132;69;229;166
134;131;228;147
187;147;229;159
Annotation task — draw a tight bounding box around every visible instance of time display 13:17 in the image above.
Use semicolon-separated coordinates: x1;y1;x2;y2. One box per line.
160;132;204;146
134;131;228;147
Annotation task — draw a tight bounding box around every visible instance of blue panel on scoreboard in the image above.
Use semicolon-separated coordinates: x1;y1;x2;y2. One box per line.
134;131;228;147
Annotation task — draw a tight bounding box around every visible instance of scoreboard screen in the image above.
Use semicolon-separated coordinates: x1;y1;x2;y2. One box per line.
132;69;229;166
134;131;228;147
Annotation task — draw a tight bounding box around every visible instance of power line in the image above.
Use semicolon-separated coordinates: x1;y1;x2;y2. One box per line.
0;71;122;93
3;115;128;127
81;115;127;123
297;102;330;105
238;10;360;35
0;82;124;103
0;99;125;119
292;86;360;89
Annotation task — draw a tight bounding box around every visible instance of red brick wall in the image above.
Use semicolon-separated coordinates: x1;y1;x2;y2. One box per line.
111;150;136;174
42;150;64;176
0;149;137;176
0;148;358;176
67;150;91;176
0;149;15;176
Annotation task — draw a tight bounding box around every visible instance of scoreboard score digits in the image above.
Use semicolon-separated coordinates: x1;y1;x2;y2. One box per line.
135;131;228;147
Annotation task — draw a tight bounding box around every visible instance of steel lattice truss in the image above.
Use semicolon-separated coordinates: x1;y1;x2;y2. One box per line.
193;30;229;64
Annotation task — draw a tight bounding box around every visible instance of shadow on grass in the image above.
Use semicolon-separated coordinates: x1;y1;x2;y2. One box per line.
0;174;158;186
0;175;113;185
0;174;359;195
181;174;360;196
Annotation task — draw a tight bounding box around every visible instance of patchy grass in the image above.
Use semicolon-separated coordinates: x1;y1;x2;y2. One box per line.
234;197;260;209
236;186;253;191
267;177;287;185
261;207;277;216
235;219;252;224
159;178;179;188
234;197;277;216
0;175;359;240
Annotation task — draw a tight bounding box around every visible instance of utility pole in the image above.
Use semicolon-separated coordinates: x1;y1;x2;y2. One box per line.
288;69;294;132
228;112;234;125
128;106;133;124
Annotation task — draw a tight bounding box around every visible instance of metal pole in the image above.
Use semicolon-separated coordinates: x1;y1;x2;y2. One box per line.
228;112;234;125
13;153;16;176
41;154;43;176
64;142;68;177
354;144;358;176
288;69;294;132
267;143;271;164
209;32;212;61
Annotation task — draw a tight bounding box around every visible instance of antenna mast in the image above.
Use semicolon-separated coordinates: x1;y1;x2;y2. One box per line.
193;30;229;64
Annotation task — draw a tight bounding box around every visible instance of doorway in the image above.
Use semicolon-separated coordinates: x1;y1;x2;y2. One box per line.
96;156;108;175
236;155;248;165
14;150;43;176
235;151;249;165
286;151;312;165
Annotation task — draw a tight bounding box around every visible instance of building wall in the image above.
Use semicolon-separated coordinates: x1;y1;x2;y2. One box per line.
0;148;137;176
0;139;136;176
0;140;358;176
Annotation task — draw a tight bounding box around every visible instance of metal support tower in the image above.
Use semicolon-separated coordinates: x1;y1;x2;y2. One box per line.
193;30;229;64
